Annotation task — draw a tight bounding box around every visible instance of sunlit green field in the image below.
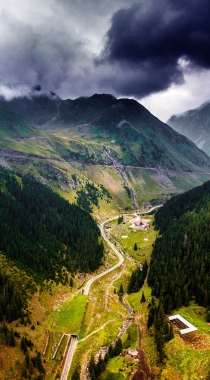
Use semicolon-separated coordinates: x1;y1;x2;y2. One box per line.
109;215;157;264
48;295;87;334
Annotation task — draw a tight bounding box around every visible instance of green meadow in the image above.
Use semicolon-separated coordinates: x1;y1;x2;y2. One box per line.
48;295;87;334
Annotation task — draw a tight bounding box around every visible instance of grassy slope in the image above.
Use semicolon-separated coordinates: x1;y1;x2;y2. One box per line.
1;104;210;378
1;105;210;212
0;106;42;139
100;218;210;379
1;211;210;379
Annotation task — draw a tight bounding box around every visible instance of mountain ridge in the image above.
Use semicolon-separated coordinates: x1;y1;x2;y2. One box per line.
167;101;210;156
1;88;210;212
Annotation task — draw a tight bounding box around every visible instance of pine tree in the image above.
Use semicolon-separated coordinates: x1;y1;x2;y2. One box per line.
118;215;123;224
89;354;95;376
165;324;174;342
140;291;146;303
108;344;114;358
72;365;80;380
114;338;123;356
147;305;156;329
118;284;124;297
7;328;15;347
21;337;27;354
95;355;105;377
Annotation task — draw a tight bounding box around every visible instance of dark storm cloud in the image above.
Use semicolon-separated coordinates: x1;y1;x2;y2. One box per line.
0;1;103;100
97;0;210;97
1;0;210;102
0;9;88;94
0;0;132;100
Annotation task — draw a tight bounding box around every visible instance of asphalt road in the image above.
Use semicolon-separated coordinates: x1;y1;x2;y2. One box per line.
60;335;78;380
83;218;124;295
60;205;162;379
83;206;162;296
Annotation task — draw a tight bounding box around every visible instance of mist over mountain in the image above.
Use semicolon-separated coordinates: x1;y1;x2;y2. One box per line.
0;85;61;127
167;101;210;156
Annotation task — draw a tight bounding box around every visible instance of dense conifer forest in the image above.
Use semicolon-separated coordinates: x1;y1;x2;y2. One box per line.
0;271;25;323
0;167;104;281
127;261;148;294
148;181;210;314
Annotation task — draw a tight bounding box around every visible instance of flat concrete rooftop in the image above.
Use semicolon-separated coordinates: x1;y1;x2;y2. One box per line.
168;314;197;334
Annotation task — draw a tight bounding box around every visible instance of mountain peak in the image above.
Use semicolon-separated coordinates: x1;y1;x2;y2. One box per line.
167;100;210;155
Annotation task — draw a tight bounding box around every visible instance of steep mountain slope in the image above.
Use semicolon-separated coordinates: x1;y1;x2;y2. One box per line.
149;179;210;316
0;85;61;126
167;101;210;156
49;94;210;171
0;106;43;139
1;91;210;213
0;167;103;279
0;106;61;159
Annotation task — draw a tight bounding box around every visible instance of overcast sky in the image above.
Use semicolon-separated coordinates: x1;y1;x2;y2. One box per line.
0;0;210;121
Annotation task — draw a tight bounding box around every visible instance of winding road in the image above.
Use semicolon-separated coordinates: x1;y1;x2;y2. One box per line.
84;206;162;295
60;205;162;379
83;218;124;295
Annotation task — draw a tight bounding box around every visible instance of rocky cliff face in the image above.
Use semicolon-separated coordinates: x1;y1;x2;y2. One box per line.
167;101;210;156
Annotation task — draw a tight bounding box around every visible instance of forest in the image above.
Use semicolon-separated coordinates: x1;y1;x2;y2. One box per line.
0;270;25;323
127;260;148;294
0;167;104;282
148;180;210;314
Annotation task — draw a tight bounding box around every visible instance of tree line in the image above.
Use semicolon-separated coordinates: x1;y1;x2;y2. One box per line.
0;167;104;281
127;260;148;294
148;180;210;314
0;323;45;379
72;338;123;380
147;297;174;362
0;270;25;323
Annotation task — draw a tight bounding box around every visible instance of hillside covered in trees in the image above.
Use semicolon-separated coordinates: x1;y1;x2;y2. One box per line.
0;167;104;281
148;181;210;313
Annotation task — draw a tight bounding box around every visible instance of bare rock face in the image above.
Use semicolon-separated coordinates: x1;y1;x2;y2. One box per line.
167;101;210;156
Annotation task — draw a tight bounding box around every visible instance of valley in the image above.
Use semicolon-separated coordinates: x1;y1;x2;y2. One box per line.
1;91;210;379
1;200;210;379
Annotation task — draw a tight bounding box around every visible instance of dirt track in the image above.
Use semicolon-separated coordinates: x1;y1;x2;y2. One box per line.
132;320;155;380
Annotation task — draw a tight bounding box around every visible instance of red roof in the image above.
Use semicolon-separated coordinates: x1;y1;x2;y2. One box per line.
134;220;142;226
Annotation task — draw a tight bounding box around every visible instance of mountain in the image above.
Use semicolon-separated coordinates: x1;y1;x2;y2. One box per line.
0;166;103;279
0;106;62;159
0;85;61;126
149;179;210;310
49;93;210;171
1;91;210;214
167;101;210;156
0;106;45;139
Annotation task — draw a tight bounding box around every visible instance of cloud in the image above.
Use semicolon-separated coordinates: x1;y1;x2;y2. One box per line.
140;67;210;122
0;0;132;99
0;84;32;100
0;8;90;94
0;0;210;114
97;0;210;98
